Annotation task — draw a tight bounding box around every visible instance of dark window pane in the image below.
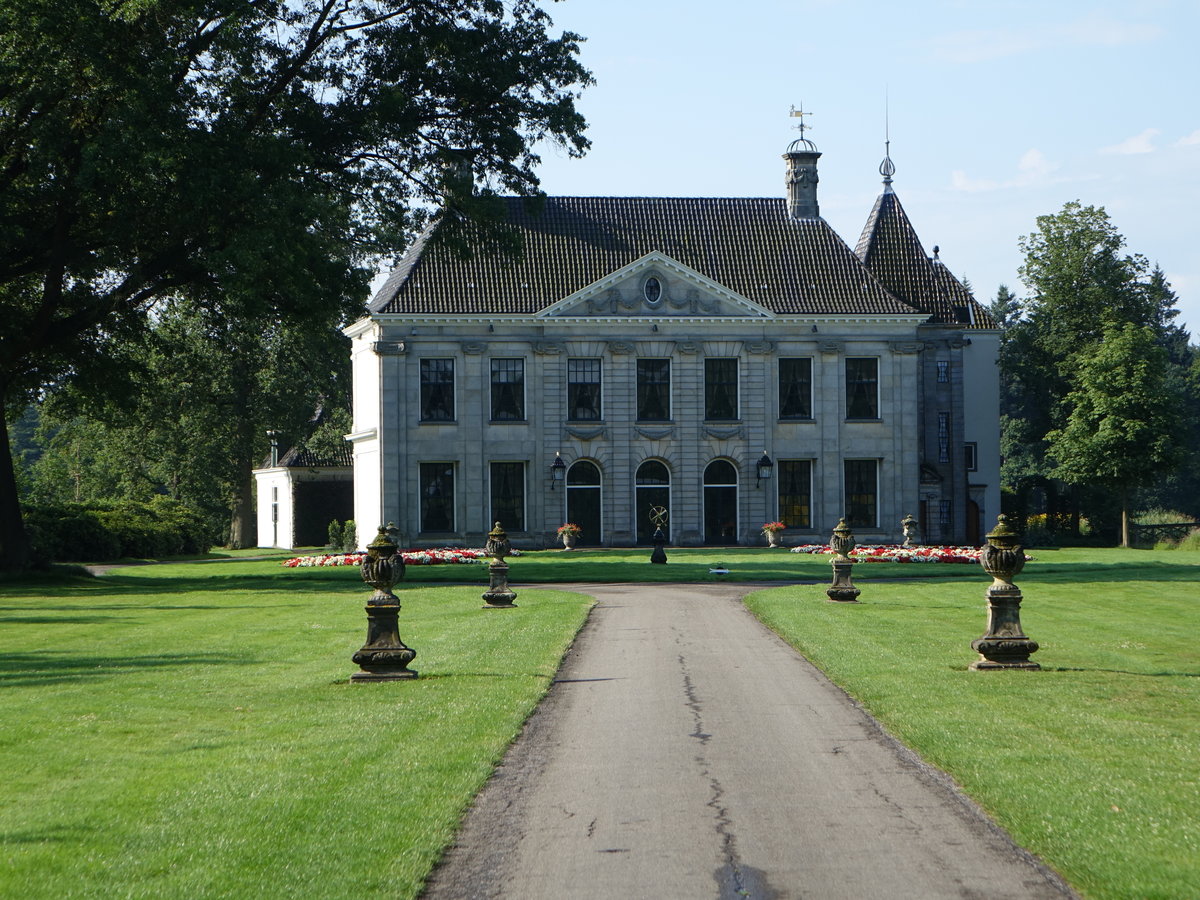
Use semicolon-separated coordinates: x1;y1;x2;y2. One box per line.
566;459;601;486
844;459;877;528
778;460;811;528
846;358;878;419
937;360;950;383
703;460;738;485
567;358;602;421
489;462;524;531
779;358;812;419
938;411;951;463
490;358;524;421
636;460;670;485
637;359;670;421
420;359;455;422
704;358;738;419
419;462;455;532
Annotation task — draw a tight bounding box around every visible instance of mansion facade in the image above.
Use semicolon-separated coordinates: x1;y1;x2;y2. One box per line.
344;137;999;549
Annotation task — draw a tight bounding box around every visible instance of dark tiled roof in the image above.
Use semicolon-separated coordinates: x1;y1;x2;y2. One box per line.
855;191;996;329
264;443;353;469
371;197;923;317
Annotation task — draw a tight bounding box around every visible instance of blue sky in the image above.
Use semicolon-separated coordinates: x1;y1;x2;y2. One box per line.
523;0;1200;335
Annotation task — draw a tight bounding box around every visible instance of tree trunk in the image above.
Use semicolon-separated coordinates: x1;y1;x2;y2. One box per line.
1120;486;1130;548
228;466;257;549
0;410;32;572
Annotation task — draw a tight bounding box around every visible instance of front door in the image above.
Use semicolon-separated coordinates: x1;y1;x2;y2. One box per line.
635;460;670;544
565;461;602;546
703;460;739;544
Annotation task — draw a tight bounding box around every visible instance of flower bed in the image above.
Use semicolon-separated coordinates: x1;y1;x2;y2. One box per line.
788;544;1030;564
283;547;516;568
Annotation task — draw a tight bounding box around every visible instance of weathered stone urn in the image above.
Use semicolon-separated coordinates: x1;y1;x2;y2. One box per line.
351;523;417;681
901;514;920;548
482;521;517;608
970;514;1039;670
826;518;861;603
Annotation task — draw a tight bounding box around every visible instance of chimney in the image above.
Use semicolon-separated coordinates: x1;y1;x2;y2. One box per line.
783;138;821;219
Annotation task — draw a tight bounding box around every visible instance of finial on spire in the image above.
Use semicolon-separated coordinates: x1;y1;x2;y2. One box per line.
878;91;895;191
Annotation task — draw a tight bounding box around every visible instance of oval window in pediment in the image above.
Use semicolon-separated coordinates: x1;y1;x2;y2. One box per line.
644;276;662;305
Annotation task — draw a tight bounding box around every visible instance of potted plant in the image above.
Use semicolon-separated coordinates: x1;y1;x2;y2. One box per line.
556;522;582;550
761;521;786;548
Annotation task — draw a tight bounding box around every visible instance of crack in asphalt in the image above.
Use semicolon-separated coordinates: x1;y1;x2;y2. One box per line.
676;644;750;899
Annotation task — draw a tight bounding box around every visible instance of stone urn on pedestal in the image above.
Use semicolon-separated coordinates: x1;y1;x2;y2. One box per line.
762;522;785;549
901;513;920;548
557;524;580;551
971;515;1039;670
826;518;861;603
482;521;518;609
351;523;417;682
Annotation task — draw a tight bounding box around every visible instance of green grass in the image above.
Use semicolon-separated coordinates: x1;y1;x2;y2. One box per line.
743;547;1200;900
6;547;1198;899
0;559;592;899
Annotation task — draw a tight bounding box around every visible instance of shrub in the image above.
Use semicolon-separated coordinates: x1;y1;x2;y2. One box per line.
23;499;214;563
326;519;358;552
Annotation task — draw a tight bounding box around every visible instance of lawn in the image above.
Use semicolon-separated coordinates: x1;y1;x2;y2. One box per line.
3;547;1196;899
744;547;1200;900
0;559;592;899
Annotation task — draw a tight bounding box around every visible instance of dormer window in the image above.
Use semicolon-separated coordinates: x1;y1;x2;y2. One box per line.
644;276;662;304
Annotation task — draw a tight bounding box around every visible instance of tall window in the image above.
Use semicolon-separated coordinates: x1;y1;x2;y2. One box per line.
938;411;951;463
566;460;602;545
939;499;953;531
964;442;978;472
567;358;602;421
777;460;812;529
703;460;738;544
490;358;525;421
636;359;671;421
936;360;950;383
419;462;455;532
779;358;812;420
420;359;455;422
635;460;670;544
704;358;738;420
845;357;878;419
489;462;525;531
844;459;877;528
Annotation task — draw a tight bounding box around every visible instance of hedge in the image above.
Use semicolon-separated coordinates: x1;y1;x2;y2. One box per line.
23;499;216;564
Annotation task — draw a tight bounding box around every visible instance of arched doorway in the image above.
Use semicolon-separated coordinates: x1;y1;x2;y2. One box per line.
635;460;670;544
566;461;602;546
704;460;738;544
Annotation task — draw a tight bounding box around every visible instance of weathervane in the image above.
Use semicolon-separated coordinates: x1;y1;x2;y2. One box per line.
789;103;814;141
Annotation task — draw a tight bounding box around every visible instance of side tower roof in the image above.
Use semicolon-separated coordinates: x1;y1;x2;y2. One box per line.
855;177;996;329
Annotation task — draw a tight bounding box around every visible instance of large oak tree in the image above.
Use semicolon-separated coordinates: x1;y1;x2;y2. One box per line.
0;0;592;570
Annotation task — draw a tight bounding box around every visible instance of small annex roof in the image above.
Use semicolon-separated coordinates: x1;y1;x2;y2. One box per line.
855;190;996;329
370;197;924;318
259;442;353;470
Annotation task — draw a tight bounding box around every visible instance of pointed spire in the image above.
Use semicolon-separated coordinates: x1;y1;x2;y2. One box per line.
879;95;895;192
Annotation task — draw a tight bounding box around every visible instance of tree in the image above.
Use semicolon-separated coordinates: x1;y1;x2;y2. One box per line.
1046;324;1185;546
998;202;1191;539
0;0;592;570
30;296;360;547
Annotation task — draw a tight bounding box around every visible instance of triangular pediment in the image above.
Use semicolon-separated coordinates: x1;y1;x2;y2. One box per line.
536;252;774;319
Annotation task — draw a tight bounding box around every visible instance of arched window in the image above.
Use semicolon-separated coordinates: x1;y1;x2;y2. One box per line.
566;460;602;546
703;460;738;544
635;460;670;544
